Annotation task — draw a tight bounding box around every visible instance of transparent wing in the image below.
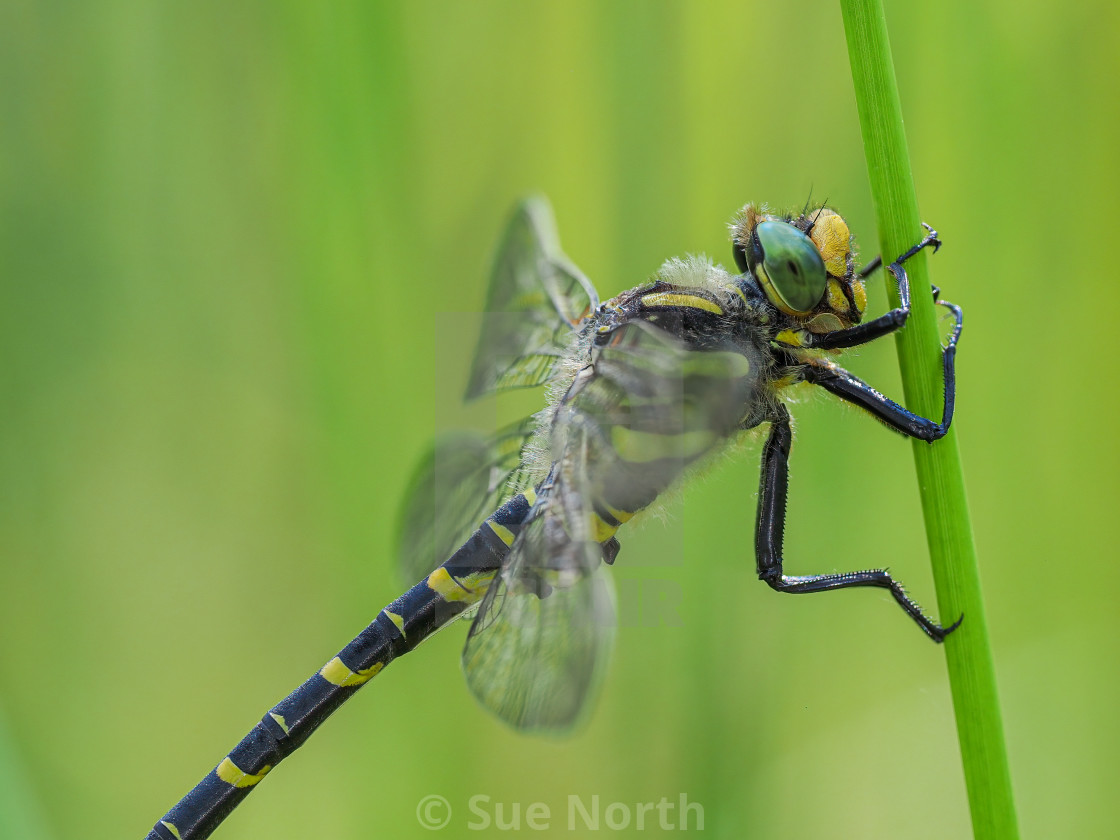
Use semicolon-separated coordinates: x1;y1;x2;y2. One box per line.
465;196;598;399
395;416;539;583
461;321;758;732
462;454;616;733
397;198;590;582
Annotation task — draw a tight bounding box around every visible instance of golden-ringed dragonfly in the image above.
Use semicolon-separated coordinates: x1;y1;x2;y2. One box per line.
146;197;962;840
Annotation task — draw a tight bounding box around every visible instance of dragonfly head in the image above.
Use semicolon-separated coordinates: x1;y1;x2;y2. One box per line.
731;204;866;333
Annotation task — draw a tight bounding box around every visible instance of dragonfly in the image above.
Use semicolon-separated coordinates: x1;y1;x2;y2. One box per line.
146;196;962;840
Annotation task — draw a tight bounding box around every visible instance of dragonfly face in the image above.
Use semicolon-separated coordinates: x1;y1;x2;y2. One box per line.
731;204;866;335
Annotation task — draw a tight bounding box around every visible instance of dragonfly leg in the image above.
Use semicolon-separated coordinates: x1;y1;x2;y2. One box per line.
809;225;941;350
857;254;882;279
754;406;961;642
801;292;961;441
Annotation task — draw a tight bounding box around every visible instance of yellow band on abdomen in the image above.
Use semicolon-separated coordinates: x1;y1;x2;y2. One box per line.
216;757;272;788
319;656;383;687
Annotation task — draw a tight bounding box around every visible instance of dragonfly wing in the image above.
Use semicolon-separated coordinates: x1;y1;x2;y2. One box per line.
462;448;615;733
396;416;539;583
399;198;593;582
465;197;598;399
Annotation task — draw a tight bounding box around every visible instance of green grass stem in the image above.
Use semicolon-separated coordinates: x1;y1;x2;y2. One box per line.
840;2;1019;838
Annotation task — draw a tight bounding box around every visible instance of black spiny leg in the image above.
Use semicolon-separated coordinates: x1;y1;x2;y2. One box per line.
803;290;963;440
754;406;960;642
808;225;941;351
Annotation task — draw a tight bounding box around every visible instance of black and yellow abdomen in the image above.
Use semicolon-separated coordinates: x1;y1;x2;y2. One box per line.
148;492;536;840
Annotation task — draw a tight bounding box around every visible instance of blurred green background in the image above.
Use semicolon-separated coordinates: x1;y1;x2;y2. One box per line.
2;1;1116;838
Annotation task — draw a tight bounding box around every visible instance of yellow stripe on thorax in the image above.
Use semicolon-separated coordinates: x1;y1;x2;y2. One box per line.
216;757;272;788
726;283;749;305
639;292;723;315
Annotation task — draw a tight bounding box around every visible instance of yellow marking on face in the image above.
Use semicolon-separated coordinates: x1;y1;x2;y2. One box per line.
319;656;384;687
486;519;516;547
640;292;723;315
385;610;406;637
808;211;851;278
160;822;183;840
827;278;846;313
589;512;620;543
852;281;867;316
269;712;290;735
216;757;272;788
426;566;495;603
522;487;537;506
610;427;716;463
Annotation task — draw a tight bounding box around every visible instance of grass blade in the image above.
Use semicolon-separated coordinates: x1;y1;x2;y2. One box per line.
840;1;1019;837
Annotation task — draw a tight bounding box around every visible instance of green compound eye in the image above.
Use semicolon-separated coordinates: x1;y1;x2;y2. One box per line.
754;221;827;314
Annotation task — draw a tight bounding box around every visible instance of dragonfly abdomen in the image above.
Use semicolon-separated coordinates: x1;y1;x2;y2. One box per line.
148;492;537;840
